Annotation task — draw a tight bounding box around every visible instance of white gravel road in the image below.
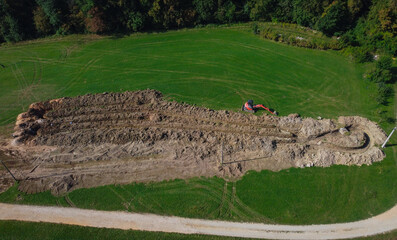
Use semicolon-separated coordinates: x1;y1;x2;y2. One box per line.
0;203;396;239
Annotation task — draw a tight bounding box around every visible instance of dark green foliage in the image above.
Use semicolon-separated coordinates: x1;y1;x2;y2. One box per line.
348;46;373;63
377;55;393;71
0;15;22;42
345;0;397;57
66;5;86;34
148;0;194;29
366;56;393;83
33;6;52;35
0;0;395;58
251;22;259;34
0;0;35;42
292;0;326;28
127;12;145;32
367;68;392;83
248;0;277;21
347;0;370;20
375;82;393;105
316;1;350;36
35;0;69;34
70;0;149;34
365;55;394;106
216;1;236;24
74;0;94;14
193;0;216;24
36;0;59;27
256;22;343;50
272;0;293;22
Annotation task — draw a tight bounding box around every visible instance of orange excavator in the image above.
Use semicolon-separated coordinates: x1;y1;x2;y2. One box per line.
242;100;277;115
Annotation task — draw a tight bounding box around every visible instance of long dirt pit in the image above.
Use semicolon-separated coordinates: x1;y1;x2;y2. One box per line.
0;90;388;195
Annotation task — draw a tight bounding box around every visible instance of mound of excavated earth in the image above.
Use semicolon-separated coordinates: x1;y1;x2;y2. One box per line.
0;90;387;195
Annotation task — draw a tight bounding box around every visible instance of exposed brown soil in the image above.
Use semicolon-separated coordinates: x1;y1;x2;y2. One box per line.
0;90;388;195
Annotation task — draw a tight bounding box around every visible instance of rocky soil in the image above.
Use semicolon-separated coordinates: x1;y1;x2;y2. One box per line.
0;90;387;195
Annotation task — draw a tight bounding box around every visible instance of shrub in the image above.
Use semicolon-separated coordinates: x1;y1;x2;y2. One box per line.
287;35;296;45
376;55;393;71
0;15;23;42
366;55;393;83
252;22;259;34
85;7;106;33
127;12;145;32
351;46;373;63
328;38;342;49
315;1;349;37
376;82;393;105
33;6;52;36
193;0;216;24
366;68;392;83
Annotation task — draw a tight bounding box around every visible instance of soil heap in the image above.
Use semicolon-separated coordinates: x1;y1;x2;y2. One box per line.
0;90;387;195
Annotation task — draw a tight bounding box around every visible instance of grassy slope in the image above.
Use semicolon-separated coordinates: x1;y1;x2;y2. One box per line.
0;27;383;125
0;177;271;223
0;25;396;227
237;147;397;224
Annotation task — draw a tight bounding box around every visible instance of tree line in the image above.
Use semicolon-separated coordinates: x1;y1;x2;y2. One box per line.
0;0;396;56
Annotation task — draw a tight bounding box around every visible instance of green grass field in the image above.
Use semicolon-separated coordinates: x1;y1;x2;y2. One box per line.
1;147;396;225
0;220;250;240
1;220;397;240
0;26;388;126
0;24;396;233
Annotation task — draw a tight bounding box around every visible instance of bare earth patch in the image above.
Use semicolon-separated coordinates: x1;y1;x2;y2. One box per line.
0;90;387;195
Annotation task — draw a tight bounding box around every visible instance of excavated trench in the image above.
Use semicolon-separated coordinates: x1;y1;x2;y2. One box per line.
0;90;388;195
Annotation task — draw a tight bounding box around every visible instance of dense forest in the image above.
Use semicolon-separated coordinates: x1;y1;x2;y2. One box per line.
0;0;396;56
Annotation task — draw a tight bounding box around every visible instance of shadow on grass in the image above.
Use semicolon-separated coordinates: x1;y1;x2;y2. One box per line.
385;143;397;147
387;66;397;84
109;33;129;40
108;28;169;40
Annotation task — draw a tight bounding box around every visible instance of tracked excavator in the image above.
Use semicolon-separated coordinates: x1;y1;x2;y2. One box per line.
242;100;277;115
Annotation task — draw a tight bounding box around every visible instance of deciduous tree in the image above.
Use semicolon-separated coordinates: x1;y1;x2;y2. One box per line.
316;1;350;36
33;6;52;35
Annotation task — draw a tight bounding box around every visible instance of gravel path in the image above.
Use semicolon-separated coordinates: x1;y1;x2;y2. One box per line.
1;203;396;239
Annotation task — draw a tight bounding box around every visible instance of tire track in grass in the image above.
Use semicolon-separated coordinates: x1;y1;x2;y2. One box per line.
228;40;344;80
22;55;260;91
106;186;131;210
7;49;44;115
217;182;228;218
135;191;168;213
10;63;30;112
55;57;102;95
10;63;23;93
198;179;261;221
64;195;76;208
202;179;274;222
134;183;194;214
229;182;273;222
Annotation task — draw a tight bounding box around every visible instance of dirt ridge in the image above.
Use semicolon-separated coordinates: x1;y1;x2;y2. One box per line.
0;89;387;195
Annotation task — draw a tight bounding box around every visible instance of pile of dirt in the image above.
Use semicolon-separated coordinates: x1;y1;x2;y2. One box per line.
0;90;388;195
